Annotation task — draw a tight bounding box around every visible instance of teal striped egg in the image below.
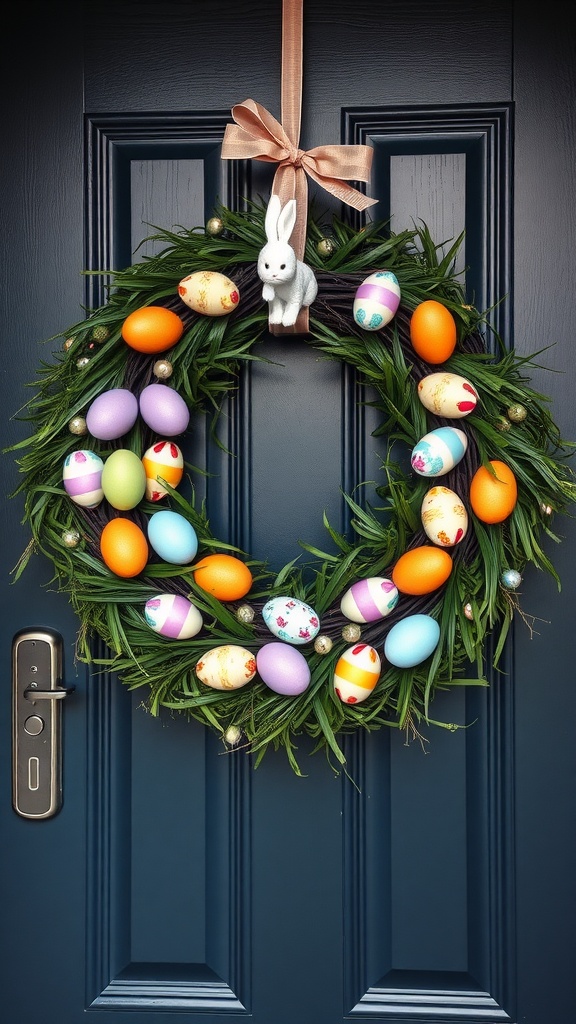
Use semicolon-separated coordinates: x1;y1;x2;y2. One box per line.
411;426;468;478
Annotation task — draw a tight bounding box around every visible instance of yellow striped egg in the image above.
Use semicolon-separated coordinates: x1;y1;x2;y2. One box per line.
142;441;184;500
333;643;381;704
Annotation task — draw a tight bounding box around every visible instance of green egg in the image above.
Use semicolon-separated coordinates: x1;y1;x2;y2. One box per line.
101;449;146;510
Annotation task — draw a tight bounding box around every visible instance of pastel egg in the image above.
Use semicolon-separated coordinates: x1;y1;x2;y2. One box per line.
178;270;240;317
353;270;401;331
142;441;184;500
392;545;453;595
86;388;139;440
333;643;381;704
417;373;479;418
411;426;468;477
196;645;257;690
469;460;518;523
100;518;149;578
139;384;190;436
101;449;146;510
421;485;468;546
256;642;311;695
147;509;198;564
384;614;440;668
261;596;320;645
145;593;203;639
410;300;457;363
340;577;399;623
63;449;104;507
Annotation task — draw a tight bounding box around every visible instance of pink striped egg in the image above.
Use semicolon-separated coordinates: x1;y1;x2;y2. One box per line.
340;577;399;623
144;593;202;639
63;449;104;507
353;270;401;331
333;643;381;704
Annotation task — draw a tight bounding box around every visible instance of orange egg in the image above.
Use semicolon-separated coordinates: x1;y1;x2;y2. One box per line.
391;545;453;595
469;460;518;523
121;305;184;353
100;518;149;577
410;300;457;364
192;553;253;601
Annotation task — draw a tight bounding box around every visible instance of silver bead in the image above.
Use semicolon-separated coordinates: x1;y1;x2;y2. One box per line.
540;503;553;516
61;528;80;548
153;359;173;380
314;634;333;655
68;415;87;435
224;725;242;746
76;356;90;369
342;623;361;643
206;216;224;236
236;603;255;624
463;602;474;621
501;569;522;590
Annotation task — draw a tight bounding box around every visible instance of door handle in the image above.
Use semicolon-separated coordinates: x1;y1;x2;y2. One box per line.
12;628;75;819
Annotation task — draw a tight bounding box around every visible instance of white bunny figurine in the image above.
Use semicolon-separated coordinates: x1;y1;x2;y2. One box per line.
257;194;318;327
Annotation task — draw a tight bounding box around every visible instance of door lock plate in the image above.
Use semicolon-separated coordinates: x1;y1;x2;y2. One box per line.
12;628;74;819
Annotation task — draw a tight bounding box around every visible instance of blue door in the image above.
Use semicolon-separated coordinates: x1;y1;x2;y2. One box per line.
2;2;575;1022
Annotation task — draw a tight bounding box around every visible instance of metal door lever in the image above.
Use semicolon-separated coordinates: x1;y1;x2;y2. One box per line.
12;628;75;819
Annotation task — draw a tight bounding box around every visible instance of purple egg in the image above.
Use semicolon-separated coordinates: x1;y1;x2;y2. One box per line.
256;642;311;696
86;388;139;441
139;384;190;436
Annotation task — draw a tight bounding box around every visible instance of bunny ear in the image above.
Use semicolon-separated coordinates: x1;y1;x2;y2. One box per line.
276;199;297;243
264;194;282;241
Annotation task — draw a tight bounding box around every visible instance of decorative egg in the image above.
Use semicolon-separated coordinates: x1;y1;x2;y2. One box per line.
384;614;440;668
417;373;479;418
142;441;184;500
410;300;457;363
340;577;399;623
121;305;184;353
192;554;253;601
145;593;203;639
139;384;190;436
469;460;518;523
86;388;139;440
410;426;468;477
421;485;468;546
196;645;257;690
63;449;104;507
261;596;320;645
392;545;453;595
256;642;311;695
100;518;149;577
178;270;240;317
333;643;381;704
147;509;198;564
101;449;147;510
352;270;401;331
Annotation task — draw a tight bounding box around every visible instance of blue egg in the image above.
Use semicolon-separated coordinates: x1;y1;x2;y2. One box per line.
411;427;468;478
384;614;440;668
147;509;198;564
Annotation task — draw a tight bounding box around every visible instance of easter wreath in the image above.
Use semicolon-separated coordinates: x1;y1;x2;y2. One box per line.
9;202;576;774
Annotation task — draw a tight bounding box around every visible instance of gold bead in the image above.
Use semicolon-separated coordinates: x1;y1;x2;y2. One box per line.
463;602;474;621
63;336;75;351
224;725;242;746
507;403;527;423
91;325;110;343
314;634;333;655
236;603;255;624
494;415;511;432
153;359;173;380
68;415;87;435
342;623;361;643
316;237;335;258
206;216;224;236
61;528;81;548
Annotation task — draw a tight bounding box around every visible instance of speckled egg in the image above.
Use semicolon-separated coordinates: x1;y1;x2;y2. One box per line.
256;642;311;695
139;384;190;436
352;270;401;331
262;596;320;645
145;593;203;639
101;449;146;510
142;441;184;500
196;645;257;690
86;388;139;440
178;270;240;317
384;614;440;668
147;509;198;564
411;426;468;477
421;485;468;546
333;643;381;704
417;373;479;418
340;577;399;624
63;449;104;507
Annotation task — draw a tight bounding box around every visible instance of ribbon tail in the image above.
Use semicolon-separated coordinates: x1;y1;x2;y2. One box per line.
304;164;378;211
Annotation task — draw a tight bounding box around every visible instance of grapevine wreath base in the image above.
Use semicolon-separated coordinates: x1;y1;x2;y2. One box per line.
10;204;576;774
